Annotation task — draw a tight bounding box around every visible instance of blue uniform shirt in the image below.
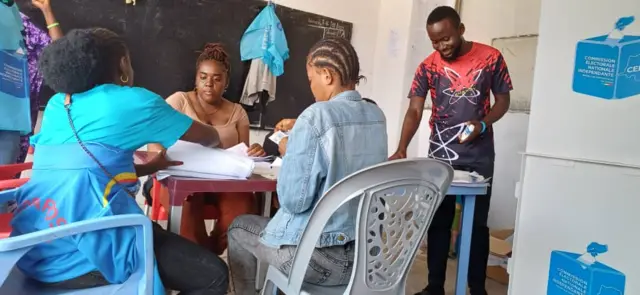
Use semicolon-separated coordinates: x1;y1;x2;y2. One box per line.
5;84;193;294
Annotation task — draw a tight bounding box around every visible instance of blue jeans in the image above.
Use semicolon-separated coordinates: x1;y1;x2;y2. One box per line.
227;215;355;295
0;130;20;165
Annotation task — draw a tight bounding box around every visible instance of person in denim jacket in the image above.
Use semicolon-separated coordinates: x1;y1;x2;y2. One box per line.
227;38;388;294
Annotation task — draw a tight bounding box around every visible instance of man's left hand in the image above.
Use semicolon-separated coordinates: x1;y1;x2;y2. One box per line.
459;120;483;144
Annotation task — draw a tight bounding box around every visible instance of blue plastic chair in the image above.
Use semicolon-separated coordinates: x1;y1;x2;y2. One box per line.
0;189;154;294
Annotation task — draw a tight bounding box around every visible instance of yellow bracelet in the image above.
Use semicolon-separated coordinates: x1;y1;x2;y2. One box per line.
47;22;60;29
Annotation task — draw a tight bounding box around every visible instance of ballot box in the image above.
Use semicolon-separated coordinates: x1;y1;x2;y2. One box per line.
572;34;640;100
547;244;626;295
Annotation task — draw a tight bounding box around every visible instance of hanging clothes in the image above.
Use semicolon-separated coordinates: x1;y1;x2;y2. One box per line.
240;4;289;77
17;13;51;163
239;58;276;107
0;1;23;53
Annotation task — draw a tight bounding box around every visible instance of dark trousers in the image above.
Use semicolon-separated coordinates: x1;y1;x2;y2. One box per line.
426;163;493;295
46;223;229;295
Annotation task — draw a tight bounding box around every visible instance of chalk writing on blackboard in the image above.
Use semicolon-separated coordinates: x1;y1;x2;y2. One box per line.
308;18;346;38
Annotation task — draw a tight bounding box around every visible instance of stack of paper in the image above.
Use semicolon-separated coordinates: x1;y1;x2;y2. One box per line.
157;141;255;180
226;143;274;162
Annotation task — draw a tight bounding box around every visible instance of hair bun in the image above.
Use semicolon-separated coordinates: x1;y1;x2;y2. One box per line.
202;43;224;53
196;43;230;71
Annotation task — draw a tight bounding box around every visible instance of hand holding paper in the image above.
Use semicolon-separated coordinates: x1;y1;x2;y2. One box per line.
226;143;273;162
247;143;266;157
269;131;289;145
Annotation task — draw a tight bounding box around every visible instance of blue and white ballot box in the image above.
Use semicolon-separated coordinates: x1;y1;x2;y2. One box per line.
0;3;31;134
573;16;640;100
548;242;626;295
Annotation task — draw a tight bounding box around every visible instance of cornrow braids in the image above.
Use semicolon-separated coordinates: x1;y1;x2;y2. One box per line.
308;37;365;86
196;42;231;72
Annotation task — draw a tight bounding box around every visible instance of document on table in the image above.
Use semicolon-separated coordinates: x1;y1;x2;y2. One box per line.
270;157;283;167
253;162;278;180
157;140;255;180
453;170;492;183
226;143;274;162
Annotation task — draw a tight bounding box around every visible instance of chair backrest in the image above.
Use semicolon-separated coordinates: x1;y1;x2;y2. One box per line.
0;214;155;294
0;163;32;181
285;158;453;294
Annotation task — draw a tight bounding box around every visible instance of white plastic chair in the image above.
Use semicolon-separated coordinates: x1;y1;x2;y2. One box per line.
261;158;454;295
0;204;155;294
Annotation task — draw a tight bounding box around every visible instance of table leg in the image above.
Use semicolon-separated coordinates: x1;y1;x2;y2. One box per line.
255;192;273;291
455;195;476;295
167;191;188;235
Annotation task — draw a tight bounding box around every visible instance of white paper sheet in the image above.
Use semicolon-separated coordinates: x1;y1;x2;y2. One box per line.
253;162;278;180
226;143;274;162
453;170;492;183
162;141;255;179
156;170;245;181
226;142;249;156
268;131;288;145
271;157;283;167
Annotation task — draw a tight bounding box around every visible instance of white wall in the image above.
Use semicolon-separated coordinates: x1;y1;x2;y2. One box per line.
510;0;640;293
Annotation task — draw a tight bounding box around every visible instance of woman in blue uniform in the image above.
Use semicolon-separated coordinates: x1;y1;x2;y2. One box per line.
3;24;229;295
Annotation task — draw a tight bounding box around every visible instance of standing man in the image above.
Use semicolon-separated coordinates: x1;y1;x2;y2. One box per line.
389;6;512;295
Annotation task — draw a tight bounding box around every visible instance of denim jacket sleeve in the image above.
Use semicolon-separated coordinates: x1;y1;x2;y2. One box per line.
276;116;327;214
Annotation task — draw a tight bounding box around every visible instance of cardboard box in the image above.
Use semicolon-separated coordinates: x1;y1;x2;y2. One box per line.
487;229;513;285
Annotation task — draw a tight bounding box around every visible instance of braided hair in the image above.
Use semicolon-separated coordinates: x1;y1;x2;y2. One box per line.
196;43;230;73
307;37;365;86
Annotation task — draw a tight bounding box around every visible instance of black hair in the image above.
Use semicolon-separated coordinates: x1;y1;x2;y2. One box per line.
308;37;365;86
426;6;461;27
39;28;128;94
197;43;230;73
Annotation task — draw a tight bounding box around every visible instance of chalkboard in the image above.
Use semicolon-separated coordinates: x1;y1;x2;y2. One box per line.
17;0;352;129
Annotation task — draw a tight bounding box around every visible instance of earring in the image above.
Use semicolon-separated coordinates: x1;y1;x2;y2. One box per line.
120;74;129;83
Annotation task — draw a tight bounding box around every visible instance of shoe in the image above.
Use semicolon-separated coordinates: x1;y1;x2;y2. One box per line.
414;286;445;295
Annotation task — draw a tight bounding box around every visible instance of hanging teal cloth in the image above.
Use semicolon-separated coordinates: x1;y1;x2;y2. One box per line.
240;4;289;77
0;2;23;53
0;2;31;134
